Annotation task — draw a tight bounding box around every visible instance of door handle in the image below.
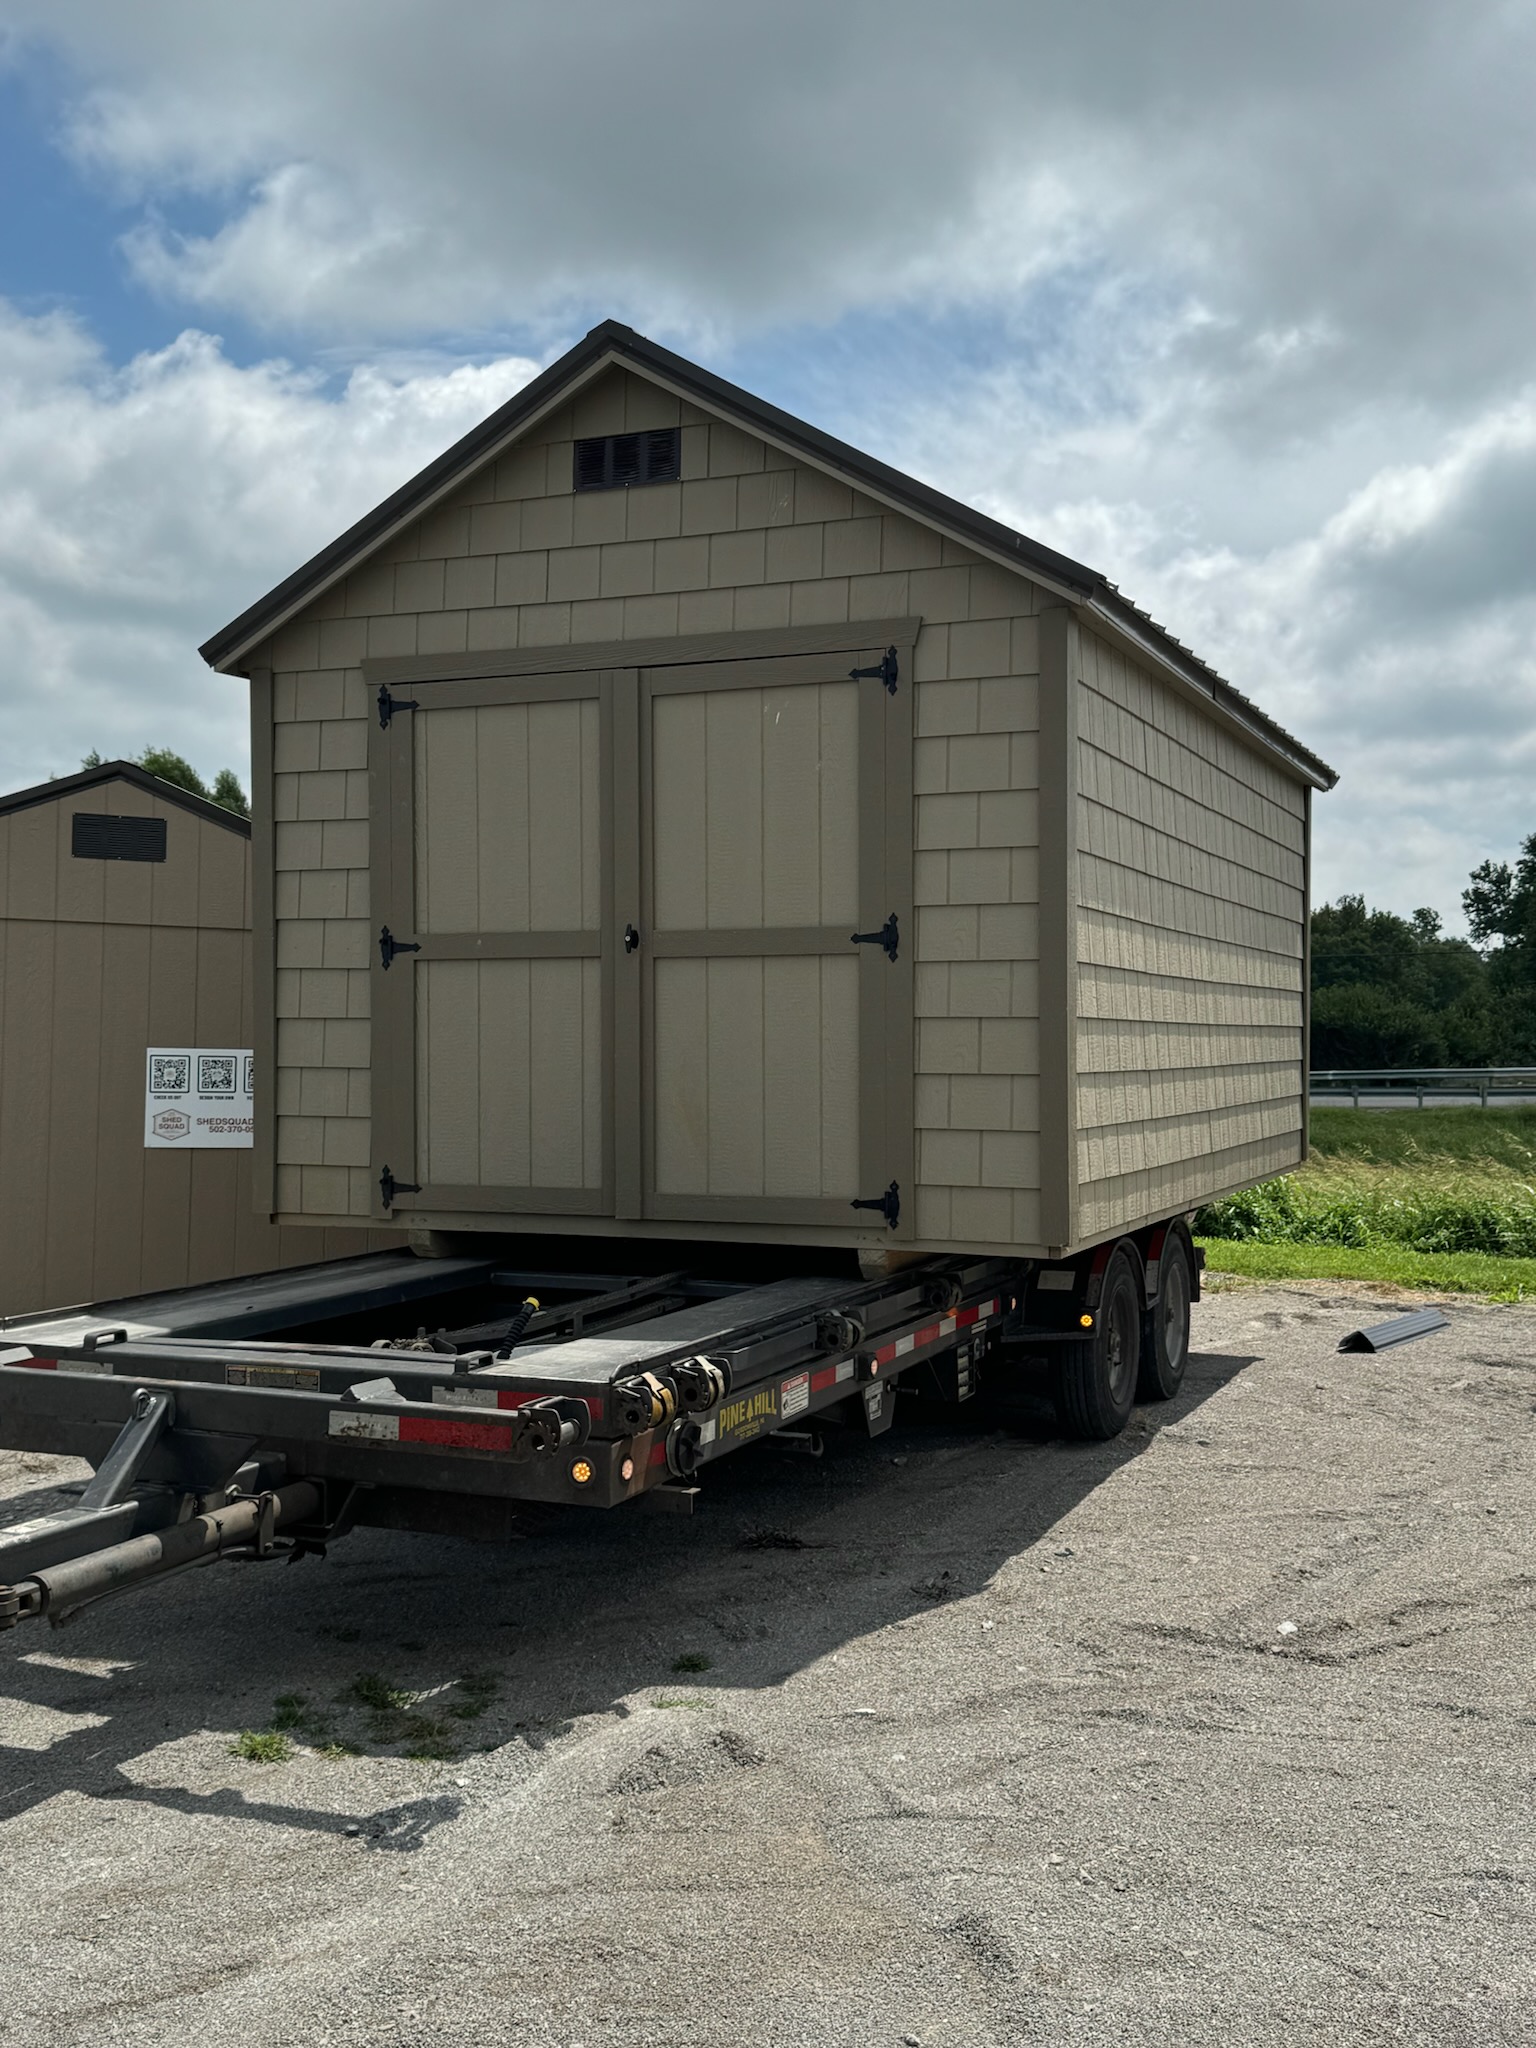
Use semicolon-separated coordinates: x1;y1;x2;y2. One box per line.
624;923;641;953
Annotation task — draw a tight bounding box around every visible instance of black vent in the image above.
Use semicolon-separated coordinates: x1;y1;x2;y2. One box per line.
72;812;167;863
573;427;681;492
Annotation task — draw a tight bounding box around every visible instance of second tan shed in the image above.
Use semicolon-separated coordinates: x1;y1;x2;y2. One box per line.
0;761;396;1319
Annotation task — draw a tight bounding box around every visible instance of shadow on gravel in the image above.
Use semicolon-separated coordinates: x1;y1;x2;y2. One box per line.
0;1348;1255;1835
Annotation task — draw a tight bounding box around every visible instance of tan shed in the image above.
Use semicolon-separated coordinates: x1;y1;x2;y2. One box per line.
0;761;394;1318
202;323;1335;1263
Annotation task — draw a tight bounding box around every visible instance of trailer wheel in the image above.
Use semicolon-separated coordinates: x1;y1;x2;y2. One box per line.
1138;1227;1193;1402
1052;1245;1141;1441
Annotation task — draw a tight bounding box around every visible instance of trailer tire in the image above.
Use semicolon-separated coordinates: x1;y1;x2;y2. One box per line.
1139;1226;1193;1402
1052;1245;1141;1441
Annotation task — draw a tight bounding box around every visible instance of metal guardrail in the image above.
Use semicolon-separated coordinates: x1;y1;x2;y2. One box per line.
1312;1068;1536;1107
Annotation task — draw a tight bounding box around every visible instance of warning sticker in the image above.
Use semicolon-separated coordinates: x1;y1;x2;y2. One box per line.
780;1371;810;1420
226;1363;322;1390
145;1046;254;1149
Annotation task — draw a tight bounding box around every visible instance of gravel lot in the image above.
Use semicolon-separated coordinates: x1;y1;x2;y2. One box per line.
2;1278;1533;2047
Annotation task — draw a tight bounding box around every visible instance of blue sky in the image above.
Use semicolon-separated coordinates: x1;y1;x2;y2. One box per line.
1;0;1534;926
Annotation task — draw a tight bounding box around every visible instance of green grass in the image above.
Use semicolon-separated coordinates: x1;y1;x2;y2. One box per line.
346;1672;415;1713
1195;1107;1536;1299
229;1730;294;1764
1309;1104;1536;1168
1197;1236;1536;1301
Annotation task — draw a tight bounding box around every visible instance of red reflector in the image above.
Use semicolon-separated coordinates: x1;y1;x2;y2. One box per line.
648;1441;669;1467
810;1366;838;1393
398;1415;514;1453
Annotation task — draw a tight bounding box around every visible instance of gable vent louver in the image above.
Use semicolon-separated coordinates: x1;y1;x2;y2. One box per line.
573;427;681;492
72;812;168;862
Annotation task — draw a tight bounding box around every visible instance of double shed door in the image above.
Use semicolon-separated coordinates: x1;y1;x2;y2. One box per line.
370;648;911;1232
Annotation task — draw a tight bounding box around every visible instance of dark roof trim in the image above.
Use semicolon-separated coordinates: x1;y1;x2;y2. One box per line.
201;320;1336;790
0;761;252;836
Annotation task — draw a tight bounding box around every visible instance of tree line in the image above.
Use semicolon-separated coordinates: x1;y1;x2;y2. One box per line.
1311;833;1536;1067
82;747;249;817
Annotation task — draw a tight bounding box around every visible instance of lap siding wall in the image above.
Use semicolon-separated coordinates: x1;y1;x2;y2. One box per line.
1071;627;1308;1247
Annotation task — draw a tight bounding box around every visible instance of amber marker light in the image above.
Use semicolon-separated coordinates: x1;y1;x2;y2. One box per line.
570;1459;594;1485
1079;1313;1094;1328
619;1456;635;1482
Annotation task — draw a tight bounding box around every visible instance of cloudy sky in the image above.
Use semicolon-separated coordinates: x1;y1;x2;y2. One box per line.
1;0;1533;924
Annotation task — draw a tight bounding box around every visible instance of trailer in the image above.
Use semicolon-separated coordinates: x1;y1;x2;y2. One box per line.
0;1223;1197;1630
1;321;1328;1633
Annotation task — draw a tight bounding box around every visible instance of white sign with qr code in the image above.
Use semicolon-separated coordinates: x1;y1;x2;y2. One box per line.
144;1048;255;1148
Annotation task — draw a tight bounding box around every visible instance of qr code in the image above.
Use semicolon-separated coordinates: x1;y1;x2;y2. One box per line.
150;1055;190;1094
198;1055;237;1095
243;1055;255;1094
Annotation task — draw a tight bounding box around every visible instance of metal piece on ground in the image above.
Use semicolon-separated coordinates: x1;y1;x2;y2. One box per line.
1338;1308;1451;1353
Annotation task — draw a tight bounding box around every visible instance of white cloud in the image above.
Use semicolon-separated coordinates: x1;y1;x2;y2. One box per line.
1;0;1534;919
7;0;1531;413
0;303;537;790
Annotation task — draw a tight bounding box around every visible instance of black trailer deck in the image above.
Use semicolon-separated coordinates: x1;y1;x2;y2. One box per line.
0;1246;1037;1629
0;1224;1197;1631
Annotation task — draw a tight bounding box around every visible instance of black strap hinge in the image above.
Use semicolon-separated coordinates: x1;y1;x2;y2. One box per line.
379;925;421;969
850;1181;900;1229
850;913;899;962
377;684;420;729
848;646;899;694
378;1166;421;1210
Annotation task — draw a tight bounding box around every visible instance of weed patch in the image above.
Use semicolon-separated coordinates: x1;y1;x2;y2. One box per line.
346;1672;415;1713
671;1652;712;1673
446;1671;500;1721
1197;1121;1536;1276
400;1715;459;1761
230;1730;293;1764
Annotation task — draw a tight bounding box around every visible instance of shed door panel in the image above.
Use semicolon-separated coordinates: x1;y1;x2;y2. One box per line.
414;700;601;935
372;676;611;1218
639;662;899;1228
415;956;603;1191
652;954;859;1198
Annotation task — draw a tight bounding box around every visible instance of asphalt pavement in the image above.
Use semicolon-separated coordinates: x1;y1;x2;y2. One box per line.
1;1277;1533;2047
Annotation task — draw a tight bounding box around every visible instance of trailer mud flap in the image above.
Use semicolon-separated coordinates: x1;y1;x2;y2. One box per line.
862;1382;897;1436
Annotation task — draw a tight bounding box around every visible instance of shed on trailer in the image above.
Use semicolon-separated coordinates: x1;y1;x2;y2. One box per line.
202;323;1335;1261
0;761;399;1317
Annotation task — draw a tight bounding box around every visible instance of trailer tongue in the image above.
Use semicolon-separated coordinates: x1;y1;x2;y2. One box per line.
0;1226;1197;1631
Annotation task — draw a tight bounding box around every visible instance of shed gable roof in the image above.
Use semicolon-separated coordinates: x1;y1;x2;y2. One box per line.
200;321;1335;790
0;761;252;836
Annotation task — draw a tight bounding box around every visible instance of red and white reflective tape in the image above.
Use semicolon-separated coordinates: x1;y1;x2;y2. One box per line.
810;1359;857;1395
435;1386;603;1421
870;1297;1000;1371
3;1351;112;1375
329;1409;516;1453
